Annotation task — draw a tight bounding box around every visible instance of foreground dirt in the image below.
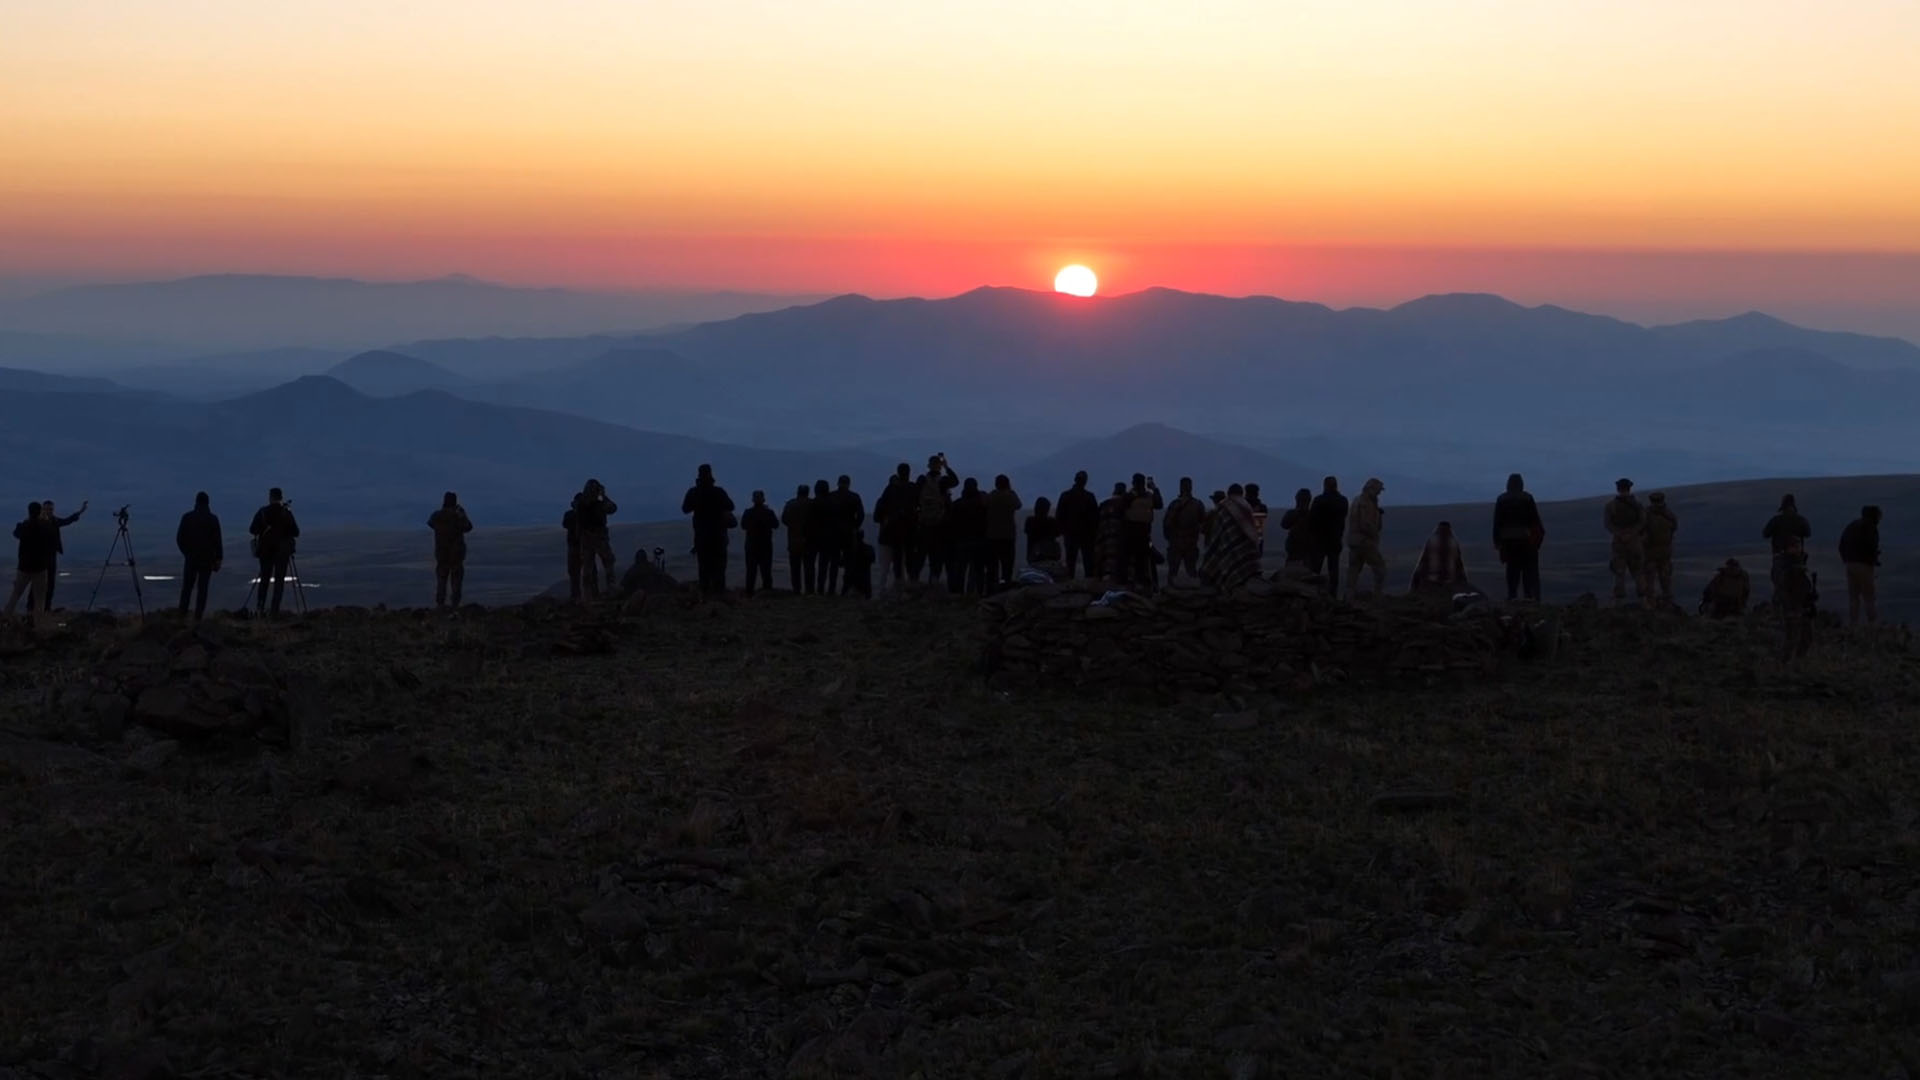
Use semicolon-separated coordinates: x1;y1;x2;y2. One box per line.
3;595;1920;1079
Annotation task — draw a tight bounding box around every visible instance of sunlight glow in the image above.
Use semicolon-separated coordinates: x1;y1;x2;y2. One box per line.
1054;264;1098;297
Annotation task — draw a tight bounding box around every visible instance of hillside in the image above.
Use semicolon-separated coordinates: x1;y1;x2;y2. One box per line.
0;377;891;527
0;275;826;351
324;350;469;397
2;596;1917;1076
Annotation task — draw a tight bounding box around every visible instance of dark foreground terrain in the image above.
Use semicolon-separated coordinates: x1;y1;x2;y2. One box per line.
3;595;1920;1078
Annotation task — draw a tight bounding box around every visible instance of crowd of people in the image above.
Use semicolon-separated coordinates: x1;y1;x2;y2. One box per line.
5;467;1890;631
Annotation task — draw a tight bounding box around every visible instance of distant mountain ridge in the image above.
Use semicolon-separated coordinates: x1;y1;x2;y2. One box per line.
0;274;829;352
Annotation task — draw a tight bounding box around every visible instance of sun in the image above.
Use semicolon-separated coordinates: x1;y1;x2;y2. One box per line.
1053;264;1098;297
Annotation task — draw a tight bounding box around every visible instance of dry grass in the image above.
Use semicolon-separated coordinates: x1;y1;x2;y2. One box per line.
2;596;1920;1078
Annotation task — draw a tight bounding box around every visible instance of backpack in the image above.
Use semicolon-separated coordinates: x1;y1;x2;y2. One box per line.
919;475;948;527
1607;496;1644;533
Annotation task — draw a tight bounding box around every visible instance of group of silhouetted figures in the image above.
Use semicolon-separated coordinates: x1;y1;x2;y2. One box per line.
8;467;1888;646
6;489;308;624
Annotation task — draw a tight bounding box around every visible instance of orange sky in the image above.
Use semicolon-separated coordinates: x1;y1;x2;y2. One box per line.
4;0;1919;307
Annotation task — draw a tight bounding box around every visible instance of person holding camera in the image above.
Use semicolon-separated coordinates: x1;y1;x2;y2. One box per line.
247;487;300;617
1123;473;1164;591
681;464;736;597
428;491;473;609
571;479;619;598
174;492;223;621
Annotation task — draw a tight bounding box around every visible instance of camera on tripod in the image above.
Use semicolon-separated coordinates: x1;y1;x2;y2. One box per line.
114;504;130;525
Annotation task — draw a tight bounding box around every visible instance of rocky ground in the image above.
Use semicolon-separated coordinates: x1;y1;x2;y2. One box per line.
3;591;1920;1079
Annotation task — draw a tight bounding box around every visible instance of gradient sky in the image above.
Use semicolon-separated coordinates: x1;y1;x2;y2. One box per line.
5;0;1919;319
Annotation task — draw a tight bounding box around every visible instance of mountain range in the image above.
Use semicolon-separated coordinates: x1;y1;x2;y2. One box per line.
0;274;824;353
7;283;1920;504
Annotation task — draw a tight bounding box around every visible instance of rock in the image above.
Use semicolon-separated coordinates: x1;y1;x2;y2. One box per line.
332;742;432;805
0;735;113;780
123;740;180;777
905;969;959;1004
109;887;174;919
1211;710;1260;732
170;643;210;673
1753;1010;1798;1044
579;896;650;940
1368;790;1465;815
90;692;132;741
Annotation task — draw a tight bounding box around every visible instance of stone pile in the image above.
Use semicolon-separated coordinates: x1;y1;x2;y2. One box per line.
58;622;300;744
980;577;1508;693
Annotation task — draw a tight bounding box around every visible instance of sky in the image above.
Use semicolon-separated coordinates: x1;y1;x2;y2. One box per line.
4;0;1919;331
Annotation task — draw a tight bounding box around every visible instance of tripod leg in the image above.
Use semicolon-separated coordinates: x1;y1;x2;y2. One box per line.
124;526;145;617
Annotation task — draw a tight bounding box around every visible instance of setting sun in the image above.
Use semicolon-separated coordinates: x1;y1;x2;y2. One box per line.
1054;265;1098;297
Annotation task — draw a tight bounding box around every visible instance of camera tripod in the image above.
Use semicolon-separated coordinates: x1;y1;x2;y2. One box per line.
241;550;309;617
86;506;146;616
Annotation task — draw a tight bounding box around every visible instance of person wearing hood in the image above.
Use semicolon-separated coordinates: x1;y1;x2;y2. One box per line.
1492;472;1544;602
1201;484;1262;592
680;464;736;597
175;491;224;621
1410;520;1468;594
1344;478;1387;600
1700;558;1751;618
1056;471;1100;581
781;483;814;594
1762;493;1813;589
1642;492;1679;604
1309;477;1350;598
1839;504;1883;625
1603;478;1650;606
1162;477;1207;584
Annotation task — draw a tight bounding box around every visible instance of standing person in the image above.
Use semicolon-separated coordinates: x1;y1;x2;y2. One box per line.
1344;478;1388;600
247;488;300;617
1280;488;1317;571
1200;485;1262;592
831;475;866;581
6;503;56;627
1492;473;1545;602
1308;477;1350;598
561;505;583;603
427;491;472;609
740;490;779;596
1410;521;1468;594
1024;497;1062;564
946;478;989;594
984;474;1023;585
781;484;813;594
174;492;223;621
915;454;957;583
571;479;618;599
1642;492;1679;604
873;464;917;587
38;498;86;611
1056;471;1099;580
807;479;837;594
1839;504;1883;625
1244;483;1269;558
1762;494;1813;590
1162;478;1207;583
1123;474;1163;590
681;464;737;598
1603;478;1650;606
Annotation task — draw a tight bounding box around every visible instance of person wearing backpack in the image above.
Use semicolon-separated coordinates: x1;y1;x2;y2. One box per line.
1642;492;1679;604
1603;478;1650;606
